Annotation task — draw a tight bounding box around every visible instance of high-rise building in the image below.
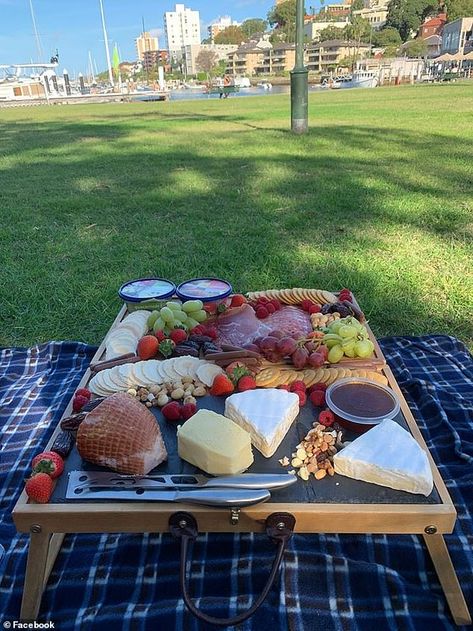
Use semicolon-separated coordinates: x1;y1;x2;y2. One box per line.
164;4;201;62
136;31;159;61
208;16;240;42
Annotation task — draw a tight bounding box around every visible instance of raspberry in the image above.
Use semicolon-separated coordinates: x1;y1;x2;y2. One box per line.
308;383;327;394
155;330;167;342
162;401;182;421
270;299;281;310
310;390;326;407
309;304;321;314
295;390;307;406
72;395;89;413
170;329;188;344
180;403;197;421
279;384;291;391
319;410;335;427
75;388;91;400
266;303;276;315
255;306;269;319
290;380;306;393
257;296;269;304
300;299;313;312
190;325;205;335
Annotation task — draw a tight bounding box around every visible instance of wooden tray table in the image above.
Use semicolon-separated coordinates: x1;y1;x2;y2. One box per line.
12;305;472;625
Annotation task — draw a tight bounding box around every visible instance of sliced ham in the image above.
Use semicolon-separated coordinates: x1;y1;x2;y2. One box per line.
76;392;167;475
215;304;312;347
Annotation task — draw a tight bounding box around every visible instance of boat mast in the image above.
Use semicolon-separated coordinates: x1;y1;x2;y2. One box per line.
29;0;44;62
98;0;114;86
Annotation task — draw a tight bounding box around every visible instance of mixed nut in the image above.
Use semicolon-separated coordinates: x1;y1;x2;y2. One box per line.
127;378;207;408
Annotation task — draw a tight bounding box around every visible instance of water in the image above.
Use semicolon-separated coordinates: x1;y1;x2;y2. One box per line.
167;85;293;102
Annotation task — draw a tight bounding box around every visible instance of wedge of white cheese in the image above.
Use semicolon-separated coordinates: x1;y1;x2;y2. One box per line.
224;389;300;458
333;418;433;496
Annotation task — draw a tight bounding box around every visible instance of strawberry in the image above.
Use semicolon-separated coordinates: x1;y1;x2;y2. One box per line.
32;451;64;479
217;301;228;314
170;329;188;345
162;401;182;421
137;335;159;360
230;294;247;308
72;394;89;413
180;402;197;421
203;302;217;315
237;375;256;392
158;339;175;358
75;388;91;400
309;390;326;407
226;361;250;385
295;390;307;406
25;473;53;504
308;383;327;394
319;410;335;427
290;380;306;393
309;304;321;314
210;374;234;396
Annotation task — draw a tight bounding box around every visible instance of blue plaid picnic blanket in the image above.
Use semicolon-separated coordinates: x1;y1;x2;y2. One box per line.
1;336;472;630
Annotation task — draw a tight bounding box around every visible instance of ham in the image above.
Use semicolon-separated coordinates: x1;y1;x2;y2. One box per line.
215;304;312;347
76;392;167;475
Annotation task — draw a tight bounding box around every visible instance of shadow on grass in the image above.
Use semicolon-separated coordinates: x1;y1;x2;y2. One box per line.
0;111;472;347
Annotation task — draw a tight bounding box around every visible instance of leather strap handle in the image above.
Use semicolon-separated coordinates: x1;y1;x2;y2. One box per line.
169;511;296;627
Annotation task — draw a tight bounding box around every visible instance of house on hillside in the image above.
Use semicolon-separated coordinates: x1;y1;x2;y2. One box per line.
306;40;371;72
419;14;447;39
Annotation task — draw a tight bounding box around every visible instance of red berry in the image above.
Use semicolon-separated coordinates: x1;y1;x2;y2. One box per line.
155;330;167;342
309;390;326;407
279;384;291;391
319;410;335;427
75;388;91;400
210;374;235;396
162;401;182;421
308;383;328;394
230;294;247;308
72;395;89;413
237;375;257;392
255;306;269;319
300;299;313;312
25;473;53;503
205;325;218;340
295;390;307;406
180;403;197;421
137;335;159;360
32;451;64;479
271;299;281;310
204;302;217;315
170;329;188;344
309;304;321;314
257;296;269;304
191;325;205;335
290;380;306;393
266;303;276;315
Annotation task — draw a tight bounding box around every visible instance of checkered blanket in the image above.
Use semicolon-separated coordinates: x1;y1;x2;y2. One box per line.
1;336;472;630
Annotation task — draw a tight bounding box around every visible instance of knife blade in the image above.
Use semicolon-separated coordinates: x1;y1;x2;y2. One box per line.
68;471;297;491
66;484;271;507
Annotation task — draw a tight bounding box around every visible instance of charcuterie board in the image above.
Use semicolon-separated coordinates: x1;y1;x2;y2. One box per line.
12;288;471;625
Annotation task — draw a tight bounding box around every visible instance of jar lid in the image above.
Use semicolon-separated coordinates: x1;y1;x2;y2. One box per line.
118;277;176;303
176;277;232;302
326;377;400;426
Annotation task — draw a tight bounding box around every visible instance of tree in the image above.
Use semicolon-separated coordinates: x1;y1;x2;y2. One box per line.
403;38;428;56
318;25;345;41
344;16;372;43
214;25;244;45
351;0;365;12
444;0;473;20
371;26;402;46
195;49;219;78
241;18;268;39
385;0;437;41
268;0;299;42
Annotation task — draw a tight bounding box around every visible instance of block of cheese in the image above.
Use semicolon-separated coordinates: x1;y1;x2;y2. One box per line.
224;389;300;458
333;418;433;496
177;409;253;475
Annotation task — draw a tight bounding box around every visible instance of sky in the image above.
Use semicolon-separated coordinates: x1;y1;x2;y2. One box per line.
0;0;285;76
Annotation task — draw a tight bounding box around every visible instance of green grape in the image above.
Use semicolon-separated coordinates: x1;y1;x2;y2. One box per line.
354;340;374;358
329;321;344;335
153;317;166;333
190;309;207;323
338;325;358;339
160;306;174;323
323;334;344;348
147;310;160;329
185;316;200;330
166;301;183;311
342;339;356;355
328;344;344;363
172;310;188;322
182;300;204;314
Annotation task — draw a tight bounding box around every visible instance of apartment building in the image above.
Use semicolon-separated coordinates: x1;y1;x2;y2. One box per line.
441;17;473;54
164;4;201;62
304;19;349;41
352;6;388;29
208;16;240;42
254;44;297;74
306;39;371;71
226;41;271;76
136;32;159;61
183;43;238;75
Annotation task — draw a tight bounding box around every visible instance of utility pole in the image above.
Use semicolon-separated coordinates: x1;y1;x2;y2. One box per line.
290;0;308;134
99;0;114;86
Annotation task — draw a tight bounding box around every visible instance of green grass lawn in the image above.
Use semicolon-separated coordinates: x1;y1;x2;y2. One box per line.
1;83;472;349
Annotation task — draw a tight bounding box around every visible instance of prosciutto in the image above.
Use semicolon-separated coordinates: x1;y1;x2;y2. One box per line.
77;392;167;475
215;304;312;347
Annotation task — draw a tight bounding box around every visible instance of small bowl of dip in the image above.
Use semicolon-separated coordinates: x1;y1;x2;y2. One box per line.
326;377;400;433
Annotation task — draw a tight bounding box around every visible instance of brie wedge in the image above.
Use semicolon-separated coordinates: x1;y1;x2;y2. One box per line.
224;389;299;457
333;419;433;496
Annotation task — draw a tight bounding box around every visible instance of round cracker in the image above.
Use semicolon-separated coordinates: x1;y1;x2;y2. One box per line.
196;363;224;387
174;357;200;378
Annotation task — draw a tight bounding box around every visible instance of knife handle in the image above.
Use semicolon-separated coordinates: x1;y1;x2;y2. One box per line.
202;474;297;490
175;488;270;507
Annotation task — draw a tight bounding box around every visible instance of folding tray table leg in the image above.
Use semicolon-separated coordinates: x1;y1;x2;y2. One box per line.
423;533;471;626
21;531;64;621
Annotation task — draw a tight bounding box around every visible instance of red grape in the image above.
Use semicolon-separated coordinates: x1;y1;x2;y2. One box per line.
305;341;317;353
268;330;285;339
276;337;298;356
265;351;283;363
292;347;309;369
260;336;278;352
318;345;329;360
243;343;260;353
308;352;325;368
